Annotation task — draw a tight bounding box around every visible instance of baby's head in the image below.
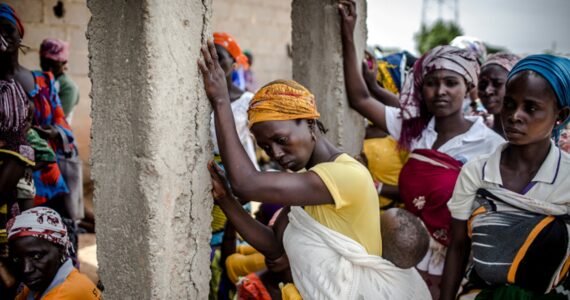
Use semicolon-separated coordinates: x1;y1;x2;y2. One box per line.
381;208;429;269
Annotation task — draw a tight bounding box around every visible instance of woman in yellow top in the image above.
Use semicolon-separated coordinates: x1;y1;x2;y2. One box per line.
199;40;381;297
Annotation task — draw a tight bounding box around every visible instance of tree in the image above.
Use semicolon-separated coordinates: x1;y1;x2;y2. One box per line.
415;20;464;54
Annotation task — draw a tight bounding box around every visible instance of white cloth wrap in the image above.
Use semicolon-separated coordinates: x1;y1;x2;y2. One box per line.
283;206;430;300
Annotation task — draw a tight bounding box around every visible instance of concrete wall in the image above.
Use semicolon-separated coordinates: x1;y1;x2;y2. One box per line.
212;0;292;88
88;0;213;298
8;0;292;184
292;0;367;155
5;0;92;178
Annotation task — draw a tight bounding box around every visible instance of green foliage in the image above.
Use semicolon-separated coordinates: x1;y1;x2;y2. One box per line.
486;43;508;54
415;20;464;54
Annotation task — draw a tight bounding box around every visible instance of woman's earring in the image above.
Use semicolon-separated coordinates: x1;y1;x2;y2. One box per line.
311;132;316;141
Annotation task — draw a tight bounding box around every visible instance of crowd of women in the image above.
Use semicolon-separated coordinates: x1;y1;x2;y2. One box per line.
200;0;570;299
2;0;570;299
0;3;97;299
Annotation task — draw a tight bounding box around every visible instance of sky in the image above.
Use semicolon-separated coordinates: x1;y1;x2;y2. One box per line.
367;0;570;56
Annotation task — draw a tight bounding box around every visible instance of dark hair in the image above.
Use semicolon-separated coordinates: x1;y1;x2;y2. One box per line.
214;44;235;64
298;119;328;134
381;208;430;268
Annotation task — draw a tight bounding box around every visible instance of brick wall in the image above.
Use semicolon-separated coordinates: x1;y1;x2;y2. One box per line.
212;0;292;88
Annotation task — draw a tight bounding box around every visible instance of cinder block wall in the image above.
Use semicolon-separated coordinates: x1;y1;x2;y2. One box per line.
212;0;292;87
7;0;293;181
5;0;92;178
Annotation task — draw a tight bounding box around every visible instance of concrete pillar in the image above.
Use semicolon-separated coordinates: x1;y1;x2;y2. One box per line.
87;0;213;298
292;0;367;155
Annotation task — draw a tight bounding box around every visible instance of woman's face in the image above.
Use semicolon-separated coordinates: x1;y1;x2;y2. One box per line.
9;236;64;292
422;69;468;118
478;64;508;115
251;119;315;171
215;45;234;79
502;72;562;145
0;18;20;54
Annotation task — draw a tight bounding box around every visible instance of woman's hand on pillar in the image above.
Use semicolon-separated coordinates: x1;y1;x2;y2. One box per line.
208;160;234;205
339;0;357;40
198;40;231;107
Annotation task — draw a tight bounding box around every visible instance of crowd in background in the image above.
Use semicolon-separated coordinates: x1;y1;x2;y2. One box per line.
2;0;570;299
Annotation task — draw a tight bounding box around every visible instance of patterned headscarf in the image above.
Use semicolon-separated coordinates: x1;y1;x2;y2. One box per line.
482;52;521;73
0;3;24;38
398;45;480;150
450;35;487;64
248;79;320;127
213;32;249;68
0;79;33;162
508;54;570;140
40;38;70;62
7;207;71;255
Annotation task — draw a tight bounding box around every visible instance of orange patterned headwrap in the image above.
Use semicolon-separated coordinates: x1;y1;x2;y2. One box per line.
247;79;320;128
213;32;249;68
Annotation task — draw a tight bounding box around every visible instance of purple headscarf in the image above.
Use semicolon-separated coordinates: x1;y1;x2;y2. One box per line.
398;45;480;150
40;38;70;62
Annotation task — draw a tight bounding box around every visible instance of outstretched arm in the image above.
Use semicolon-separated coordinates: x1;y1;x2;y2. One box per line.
199;42;333;206
208;161;284;260
362;52;401;108
339;0;389;131
440;219;471;300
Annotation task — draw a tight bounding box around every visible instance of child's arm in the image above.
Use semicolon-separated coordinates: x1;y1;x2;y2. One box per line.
209;161;284;260
440;219;471;300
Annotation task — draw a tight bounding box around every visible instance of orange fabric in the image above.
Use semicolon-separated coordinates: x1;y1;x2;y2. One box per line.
16;268;101;300
213;32;249;68
507;216;555;283
558;253;570;285
237;273;271;300
248;80;320;127
467;206;487;238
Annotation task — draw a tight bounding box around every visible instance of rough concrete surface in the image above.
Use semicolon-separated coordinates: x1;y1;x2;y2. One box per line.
88;0;213;298
292;0;367;156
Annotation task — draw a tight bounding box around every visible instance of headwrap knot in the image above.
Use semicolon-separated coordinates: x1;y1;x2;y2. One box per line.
248;80;320;127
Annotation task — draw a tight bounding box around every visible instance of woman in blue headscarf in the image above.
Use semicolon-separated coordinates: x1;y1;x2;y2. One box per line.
442;54;570;300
